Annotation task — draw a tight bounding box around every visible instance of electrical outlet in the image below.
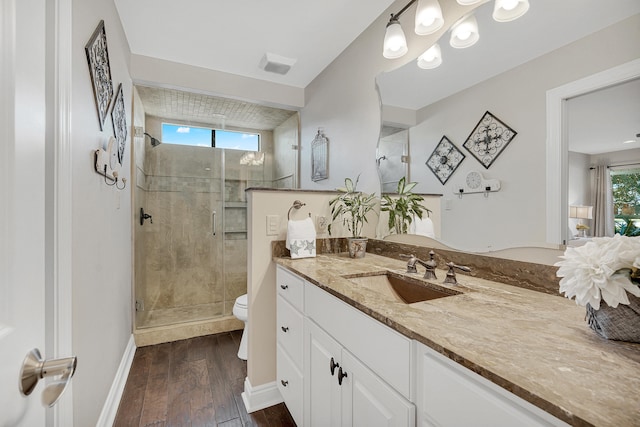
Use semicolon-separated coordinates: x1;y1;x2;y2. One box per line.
316;215;328;234
266;215;280;236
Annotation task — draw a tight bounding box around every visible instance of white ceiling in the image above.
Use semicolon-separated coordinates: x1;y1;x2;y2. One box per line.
115;0;640;147
567;78;640;155
114;0;395;88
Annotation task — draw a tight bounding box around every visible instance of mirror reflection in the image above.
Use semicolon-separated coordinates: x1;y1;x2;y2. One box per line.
377;125;409;193
375;0;640;252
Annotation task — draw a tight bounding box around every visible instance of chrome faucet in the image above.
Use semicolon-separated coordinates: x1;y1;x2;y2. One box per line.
400;251;438;280
443;262;471;285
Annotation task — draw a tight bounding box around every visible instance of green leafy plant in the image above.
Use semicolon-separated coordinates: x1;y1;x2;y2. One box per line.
380;177;431;234
328;175;377;238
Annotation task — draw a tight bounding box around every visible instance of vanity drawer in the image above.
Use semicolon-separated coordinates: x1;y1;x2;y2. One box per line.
276;265;304;311
277;344;303;426
277;295;304;368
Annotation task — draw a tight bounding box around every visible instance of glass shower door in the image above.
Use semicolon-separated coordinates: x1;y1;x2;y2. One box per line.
136;144;224;328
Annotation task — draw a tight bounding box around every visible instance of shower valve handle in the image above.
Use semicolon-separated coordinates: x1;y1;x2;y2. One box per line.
140;208;153;225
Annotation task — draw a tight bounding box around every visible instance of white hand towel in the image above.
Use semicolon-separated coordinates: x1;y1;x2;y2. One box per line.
410;215;435;238
286;217;317;259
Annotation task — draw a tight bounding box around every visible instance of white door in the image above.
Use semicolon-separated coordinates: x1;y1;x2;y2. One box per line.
0;0;68;425
341;351;415;427
305;320;342;427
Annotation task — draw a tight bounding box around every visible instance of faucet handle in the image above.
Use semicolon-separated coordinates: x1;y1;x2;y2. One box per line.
443;262;471;285
399;254;418;273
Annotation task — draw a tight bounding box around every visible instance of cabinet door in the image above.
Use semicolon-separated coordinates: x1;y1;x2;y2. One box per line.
305;319;343;427
341;350;415;427
415;342;568;427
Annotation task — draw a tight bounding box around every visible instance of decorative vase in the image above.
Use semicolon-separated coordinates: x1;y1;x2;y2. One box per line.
585;293;640;343
347;237;368;259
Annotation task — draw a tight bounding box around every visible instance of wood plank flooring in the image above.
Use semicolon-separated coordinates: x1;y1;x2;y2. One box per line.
114;330;296;427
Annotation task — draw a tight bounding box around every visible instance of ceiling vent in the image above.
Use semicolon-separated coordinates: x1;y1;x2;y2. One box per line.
259;53;296;75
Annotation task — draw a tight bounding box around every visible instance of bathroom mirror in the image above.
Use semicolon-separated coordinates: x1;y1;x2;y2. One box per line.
374;0;640;251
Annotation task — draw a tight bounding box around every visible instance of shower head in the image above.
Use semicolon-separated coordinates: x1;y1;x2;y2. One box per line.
144;132;162;147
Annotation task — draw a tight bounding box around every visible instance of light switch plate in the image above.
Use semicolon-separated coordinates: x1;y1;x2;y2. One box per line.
266;215;280;236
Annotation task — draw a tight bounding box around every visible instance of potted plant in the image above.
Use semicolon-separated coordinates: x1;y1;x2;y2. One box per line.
328;175;377;258
380;177;431;235
555;235;640;343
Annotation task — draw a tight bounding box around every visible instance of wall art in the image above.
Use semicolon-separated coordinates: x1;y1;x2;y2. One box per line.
311;129;328;182
85;20;114;130
463;111;517;169
111;83;127;165
426;136;465;185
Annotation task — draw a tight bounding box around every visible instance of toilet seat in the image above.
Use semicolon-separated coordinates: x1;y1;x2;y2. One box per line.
235;294;248;308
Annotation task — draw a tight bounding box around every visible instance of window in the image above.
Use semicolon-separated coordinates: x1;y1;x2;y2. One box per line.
161;123;260;151
611;167;640;236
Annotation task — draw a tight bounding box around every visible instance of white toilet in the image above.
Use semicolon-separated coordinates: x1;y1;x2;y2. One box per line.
233;293;248;360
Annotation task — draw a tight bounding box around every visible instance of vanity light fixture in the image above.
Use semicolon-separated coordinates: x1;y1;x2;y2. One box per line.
449;14;479;49
492;0;530;22
387;0;529;68
417;43;442;69
383;0;444;59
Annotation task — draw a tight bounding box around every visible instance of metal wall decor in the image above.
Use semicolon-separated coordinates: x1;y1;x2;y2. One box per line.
463;111;517;169
85;20;114;130
311;129;328;182
426;136;465;185
111;84;127;165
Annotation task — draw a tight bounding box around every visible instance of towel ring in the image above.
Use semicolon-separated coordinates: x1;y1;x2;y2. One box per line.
288;200;310;220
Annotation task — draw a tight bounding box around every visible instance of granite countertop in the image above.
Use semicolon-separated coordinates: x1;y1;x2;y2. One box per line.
274;253;640;427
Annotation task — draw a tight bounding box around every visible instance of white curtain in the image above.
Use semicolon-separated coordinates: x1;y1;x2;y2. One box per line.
591;165;614;237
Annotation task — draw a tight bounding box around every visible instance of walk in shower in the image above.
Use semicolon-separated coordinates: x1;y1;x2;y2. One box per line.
132;86;298;336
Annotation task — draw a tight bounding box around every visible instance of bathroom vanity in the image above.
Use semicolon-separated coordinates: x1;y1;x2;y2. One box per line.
274;254;640;427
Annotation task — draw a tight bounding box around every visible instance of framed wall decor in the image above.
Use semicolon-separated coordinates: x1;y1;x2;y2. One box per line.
463;111;517;169
85;20;114;130
311;129;328;182
111;84;128;165
426;136;465;185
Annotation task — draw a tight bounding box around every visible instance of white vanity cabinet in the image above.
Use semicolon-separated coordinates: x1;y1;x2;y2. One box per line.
304;280;415;427
276;266;305;426
415;341;569;427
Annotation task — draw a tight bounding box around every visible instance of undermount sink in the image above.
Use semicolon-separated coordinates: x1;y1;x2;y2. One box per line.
345;272;461;304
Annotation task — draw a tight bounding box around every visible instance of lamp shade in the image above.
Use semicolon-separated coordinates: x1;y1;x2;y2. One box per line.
383;18;408;59
414;0;444;35
493;0;530;22
450;14;479;49
569;205;593;220
417;43;442;69
455;0;482;4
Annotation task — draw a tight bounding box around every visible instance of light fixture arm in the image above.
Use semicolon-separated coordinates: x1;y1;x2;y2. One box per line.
388;0;418;23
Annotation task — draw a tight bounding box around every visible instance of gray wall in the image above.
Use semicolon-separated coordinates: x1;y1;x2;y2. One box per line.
71;0;133;424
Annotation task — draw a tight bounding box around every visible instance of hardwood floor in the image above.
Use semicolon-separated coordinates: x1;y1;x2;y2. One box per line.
114;330;296;427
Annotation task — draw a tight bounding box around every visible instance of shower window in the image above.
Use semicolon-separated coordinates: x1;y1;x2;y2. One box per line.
161;123;260;151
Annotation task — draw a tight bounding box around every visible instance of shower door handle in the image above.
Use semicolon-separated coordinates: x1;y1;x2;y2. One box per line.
212;211;217;236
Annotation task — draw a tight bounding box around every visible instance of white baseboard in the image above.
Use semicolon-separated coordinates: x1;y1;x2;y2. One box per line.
241;377;283;413
96;335;136;427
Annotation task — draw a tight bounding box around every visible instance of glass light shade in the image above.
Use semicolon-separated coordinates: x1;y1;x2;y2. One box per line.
455;0;483;5
383;19;408;59
417;44;442;69
493;0;530;22
450;14;479;49
414;0;444;35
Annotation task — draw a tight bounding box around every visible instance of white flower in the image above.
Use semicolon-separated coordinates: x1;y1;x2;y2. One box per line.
555;235;640;309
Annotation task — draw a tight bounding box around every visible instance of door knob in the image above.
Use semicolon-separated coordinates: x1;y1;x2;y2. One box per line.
20;348;77;407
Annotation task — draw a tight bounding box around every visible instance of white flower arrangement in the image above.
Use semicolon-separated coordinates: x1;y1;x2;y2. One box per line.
555;235;640;310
